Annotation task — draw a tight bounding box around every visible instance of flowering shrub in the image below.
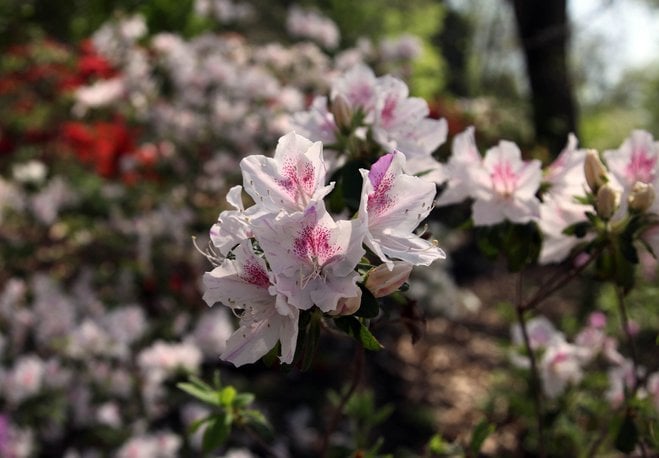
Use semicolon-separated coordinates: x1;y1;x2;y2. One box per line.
0;3;658;457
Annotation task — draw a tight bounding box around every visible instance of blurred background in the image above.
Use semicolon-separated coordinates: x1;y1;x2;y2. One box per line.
1;0;658;456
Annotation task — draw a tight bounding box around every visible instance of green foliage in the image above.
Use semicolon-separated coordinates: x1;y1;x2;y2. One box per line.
327;388;394;455
177;372;272;455
334;316;383;351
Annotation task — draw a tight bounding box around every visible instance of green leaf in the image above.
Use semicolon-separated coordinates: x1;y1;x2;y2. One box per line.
188;416;211;435
334;316;383;351
428;434;447;454
233;392;255;408
614;412;638;453
354;284;380;318
202;414;231;453
242;409;274;442
177;382;219;407
469;420;495;455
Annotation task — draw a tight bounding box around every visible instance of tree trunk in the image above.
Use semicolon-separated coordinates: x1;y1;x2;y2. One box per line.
512;0;577;155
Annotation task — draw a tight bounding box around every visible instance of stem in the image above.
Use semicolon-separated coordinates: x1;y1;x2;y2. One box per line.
615;286;641;393
614;286;648;458
319;345;364;458
516;272;546;458
522;245;603;312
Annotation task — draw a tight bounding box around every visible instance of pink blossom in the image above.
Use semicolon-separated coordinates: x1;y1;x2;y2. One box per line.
471;141;542;226
203;241;298;366
241;131;333;214
358;152;445;267
252;201;364;313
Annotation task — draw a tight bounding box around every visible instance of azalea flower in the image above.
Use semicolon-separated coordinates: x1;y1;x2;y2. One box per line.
538;134;591;264
330;64;378;117
240;131;333;214
209;185;254;256
203;241;298;366
371;75;447;157
435;126;481;206
604;129;659;215
358;151;445;268
471;140;542;226
252;201;364;313
540;337;589;399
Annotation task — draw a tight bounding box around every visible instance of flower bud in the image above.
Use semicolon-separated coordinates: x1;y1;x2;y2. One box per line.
365;262;413;298
596;183;620;220
331;289;362;316
627;181;655;213
330;94;353;131
584;149;608;193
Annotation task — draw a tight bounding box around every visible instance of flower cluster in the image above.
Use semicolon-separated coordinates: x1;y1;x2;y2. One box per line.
203;131;445;366
510;312;659;411
293;64;448;180
436;128;659;268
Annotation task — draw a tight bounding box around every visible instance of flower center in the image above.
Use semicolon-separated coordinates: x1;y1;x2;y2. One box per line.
626;148;656;184
491;161;517;198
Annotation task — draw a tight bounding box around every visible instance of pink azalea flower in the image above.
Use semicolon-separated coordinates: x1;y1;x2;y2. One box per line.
358;151;445;268
604;129;659;215
371;75;447;157
537;196;589;264
471;140;542;226
240;131;334;214
209;185;254;256
435;126;481;205
331;64;378;117
252;201;364;313
540;338;589;399
292;96;338;147
203;241;298;366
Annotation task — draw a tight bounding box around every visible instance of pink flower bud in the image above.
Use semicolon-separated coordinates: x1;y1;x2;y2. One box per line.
365;262;413;298
596;183;619;220
628;181;655;213
584;149;608;193
331;289;362;316
330;94;353;131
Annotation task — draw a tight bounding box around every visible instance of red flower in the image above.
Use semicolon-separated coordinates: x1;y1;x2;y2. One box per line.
60;118;137;178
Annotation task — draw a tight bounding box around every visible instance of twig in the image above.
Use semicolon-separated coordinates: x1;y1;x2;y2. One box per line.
515;271;546;458
614;286;648;458
319;345;365;458
522;245;603;312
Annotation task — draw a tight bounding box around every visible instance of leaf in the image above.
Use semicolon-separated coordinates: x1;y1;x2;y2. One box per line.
202;414;231;453
177;382;219;407
188;416;211;435
428;434;447;454
614;412;638;453
334;316;383;351
242;409;274;442
469;420;495;455
354;284;380;318
233;392;255;408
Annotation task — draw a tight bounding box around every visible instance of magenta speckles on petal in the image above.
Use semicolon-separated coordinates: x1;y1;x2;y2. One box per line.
626;148;657;184
292;224;338;266
369;153;395;188
277;158;317;204
241;262;270;289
